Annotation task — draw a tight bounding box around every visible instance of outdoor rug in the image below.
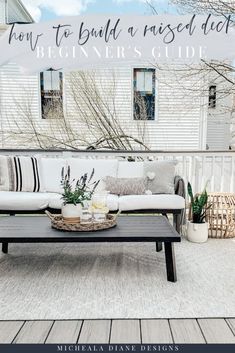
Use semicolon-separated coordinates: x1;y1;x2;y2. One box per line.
0;237;235;320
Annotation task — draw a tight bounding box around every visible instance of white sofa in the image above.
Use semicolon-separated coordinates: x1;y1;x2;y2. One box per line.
0;157;185;232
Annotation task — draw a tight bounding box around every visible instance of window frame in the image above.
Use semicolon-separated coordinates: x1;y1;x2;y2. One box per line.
208;84;217;109
39;70;64;120
132;67;157;121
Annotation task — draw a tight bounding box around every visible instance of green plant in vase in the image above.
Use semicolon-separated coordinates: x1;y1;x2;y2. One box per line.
187;182;211;243
187;182;210;223
61;166;99;222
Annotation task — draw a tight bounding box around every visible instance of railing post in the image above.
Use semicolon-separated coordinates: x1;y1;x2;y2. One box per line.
230;156;234;193
220;156;225;192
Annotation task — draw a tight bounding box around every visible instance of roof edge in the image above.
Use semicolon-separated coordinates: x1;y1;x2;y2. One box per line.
16;0;34;23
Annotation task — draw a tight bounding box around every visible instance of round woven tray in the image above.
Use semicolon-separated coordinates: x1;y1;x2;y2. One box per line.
45;211;117;232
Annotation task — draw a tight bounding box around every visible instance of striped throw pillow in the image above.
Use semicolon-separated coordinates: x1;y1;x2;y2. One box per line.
0;156;43;192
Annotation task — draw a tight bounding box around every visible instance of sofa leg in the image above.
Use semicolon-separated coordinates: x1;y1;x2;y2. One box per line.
2;243;8;254
156;242;162;252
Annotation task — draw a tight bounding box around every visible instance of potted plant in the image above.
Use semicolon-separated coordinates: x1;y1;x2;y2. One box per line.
61;166;99;223
187;182;210;243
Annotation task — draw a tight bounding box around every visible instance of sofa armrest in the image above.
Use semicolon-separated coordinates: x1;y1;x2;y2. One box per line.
174;176;186;230
174;176;186;199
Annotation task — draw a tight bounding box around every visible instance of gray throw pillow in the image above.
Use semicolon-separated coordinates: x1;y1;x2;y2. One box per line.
105;176;146;196
144;161;177;194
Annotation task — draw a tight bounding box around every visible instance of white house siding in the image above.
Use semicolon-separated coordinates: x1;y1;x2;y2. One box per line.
0;0;6;24
206;80;232;150
65;66;205;151
0;2;233;152
0;63;72;149
207;114;231;150
0;27;216;152
0;62;207;150
0;62;39;148
206;67;233;150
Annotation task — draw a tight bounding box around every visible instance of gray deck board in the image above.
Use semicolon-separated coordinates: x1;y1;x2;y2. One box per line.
46;320;82;344
13;321;53;344
226;319;235;336
170;319;205;343
1;318;235;344
78;320;111;343
0;321;24;344
198;319;235;343
110;320;141;344
141;320;173;343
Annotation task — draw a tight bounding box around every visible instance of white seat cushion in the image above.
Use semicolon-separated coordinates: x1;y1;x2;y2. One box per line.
107;194;119;211
0;192;184;212
0;192;50;211
119;194;185;211
48;193;63;209
48;193;119;211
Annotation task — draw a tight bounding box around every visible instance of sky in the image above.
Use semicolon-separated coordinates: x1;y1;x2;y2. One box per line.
21;0;175;22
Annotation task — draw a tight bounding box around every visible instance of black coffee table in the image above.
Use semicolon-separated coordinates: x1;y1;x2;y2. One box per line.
0;215;181;282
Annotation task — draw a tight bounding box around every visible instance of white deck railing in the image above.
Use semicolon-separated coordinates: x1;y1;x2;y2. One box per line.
1;149;235;193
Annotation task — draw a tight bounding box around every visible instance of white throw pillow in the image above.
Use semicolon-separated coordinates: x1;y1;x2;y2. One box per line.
117;161;144;178
41;157;67;193
67;158;118;191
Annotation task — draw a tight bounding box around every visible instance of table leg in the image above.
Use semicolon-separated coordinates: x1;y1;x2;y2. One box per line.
156;242;162;252
164;242;177;282
2;242;8;254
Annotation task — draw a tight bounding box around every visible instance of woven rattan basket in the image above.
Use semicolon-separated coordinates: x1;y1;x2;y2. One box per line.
45;211;118;232
205;193;235;238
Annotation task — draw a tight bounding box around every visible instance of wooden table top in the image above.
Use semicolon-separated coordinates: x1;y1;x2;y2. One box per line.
0;215;181;243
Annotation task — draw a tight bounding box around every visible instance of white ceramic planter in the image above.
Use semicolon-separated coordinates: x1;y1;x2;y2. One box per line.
187;222;209;243
62;204;82;222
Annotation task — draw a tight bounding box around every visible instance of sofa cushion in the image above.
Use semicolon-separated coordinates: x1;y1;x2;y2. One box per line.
0;192;50;211
0;156;13;191
117;161;144;178
119;194;185;211
144;161;177;194
48;193;119;211
67;158;118;191
47;193;63;209
0;156;43;192
106;194;119;211
41;158;67;193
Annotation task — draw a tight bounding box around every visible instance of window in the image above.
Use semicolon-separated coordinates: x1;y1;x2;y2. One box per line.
133;68;156;120
40;70;63;119
209;85;216;108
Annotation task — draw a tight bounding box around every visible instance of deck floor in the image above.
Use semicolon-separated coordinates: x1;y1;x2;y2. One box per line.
0;319;234;344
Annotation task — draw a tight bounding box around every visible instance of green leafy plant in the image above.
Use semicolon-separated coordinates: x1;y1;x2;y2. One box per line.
188;182;211;224
61;166;100;206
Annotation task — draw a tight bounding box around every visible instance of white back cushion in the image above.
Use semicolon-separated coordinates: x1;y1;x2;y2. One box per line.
41;158;67;193
117;161;144;178
67;158;118;191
